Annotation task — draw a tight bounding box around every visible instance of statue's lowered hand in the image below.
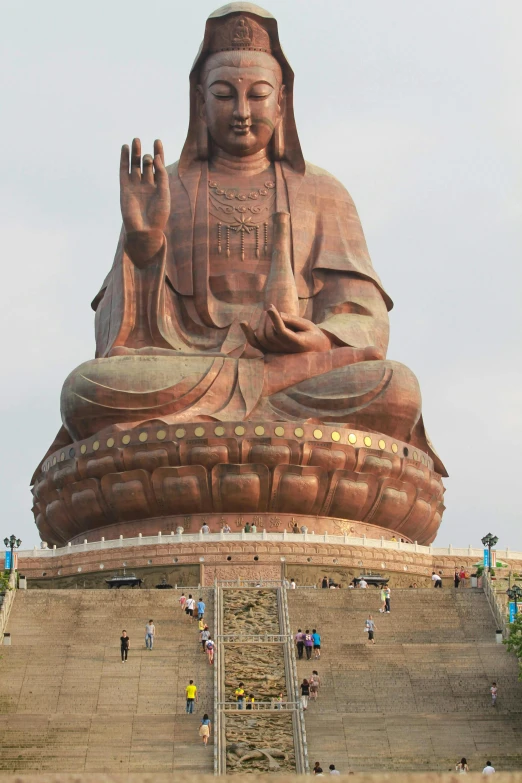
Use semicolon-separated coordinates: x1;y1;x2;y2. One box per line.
120;138;170;235
240;305;332;354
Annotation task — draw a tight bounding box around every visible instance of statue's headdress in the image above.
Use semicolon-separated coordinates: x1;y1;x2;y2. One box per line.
179;2;304;175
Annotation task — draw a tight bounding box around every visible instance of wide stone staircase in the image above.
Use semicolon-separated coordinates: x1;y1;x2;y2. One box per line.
288;588;522;773
0;589;214;773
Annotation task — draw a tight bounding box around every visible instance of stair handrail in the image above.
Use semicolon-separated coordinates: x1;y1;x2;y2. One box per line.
278;585;309;775
0;571;17;638
482;570;509;638
213;581;226;775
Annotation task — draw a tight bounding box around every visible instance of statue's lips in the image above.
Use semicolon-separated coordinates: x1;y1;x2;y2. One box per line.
231;124;251;135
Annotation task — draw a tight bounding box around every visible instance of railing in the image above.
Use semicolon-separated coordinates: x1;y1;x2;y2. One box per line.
214;583;226;776
218;633;288;643
17;532;522;561
278;585;309;775
0;572;17;638
482;570;509;638
218;579;284;588
218;700;299;711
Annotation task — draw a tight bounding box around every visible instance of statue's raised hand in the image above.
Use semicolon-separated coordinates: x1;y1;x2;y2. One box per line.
120;138;170;234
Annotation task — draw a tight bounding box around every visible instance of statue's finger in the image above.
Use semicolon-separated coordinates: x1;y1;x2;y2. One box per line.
142;154;154;185
130;138;141;181
240;321;264;351
154;139;165;166
278;312;310;332
266;306;287;336
154;153;168;188
119;145;130;181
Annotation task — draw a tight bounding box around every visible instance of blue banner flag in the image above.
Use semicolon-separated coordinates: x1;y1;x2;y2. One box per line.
4;551;11;569
509;602;517;623
483;548;489;567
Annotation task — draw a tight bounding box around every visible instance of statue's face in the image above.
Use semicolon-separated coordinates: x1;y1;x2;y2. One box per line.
200;62;283;157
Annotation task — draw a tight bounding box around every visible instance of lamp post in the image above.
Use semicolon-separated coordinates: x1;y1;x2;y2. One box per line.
481;533;499;572
3;535;22;574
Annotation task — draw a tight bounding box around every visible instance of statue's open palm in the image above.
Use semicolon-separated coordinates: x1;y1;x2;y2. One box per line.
120;138;170;233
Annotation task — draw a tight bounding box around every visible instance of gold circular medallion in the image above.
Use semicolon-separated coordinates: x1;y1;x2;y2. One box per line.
80;444;87;454
313;429;323;440
378;439;386;450
214;426;225;436
254;425;265;436
391;443;398;453
348;433;357;444
92;441;100;451
194;427;205;437
122;434;131;445
175;428;186;439
364;436;372;447
156;430;166;440
294;427;304;437
274;426;285;437
138;432;148;442
235;425;245;436
331;431;341;442
106;437;115;448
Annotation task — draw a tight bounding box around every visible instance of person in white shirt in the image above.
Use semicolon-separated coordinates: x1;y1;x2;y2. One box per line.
145;620;156;650
431;571;442;588
201;523;210;534
329;764;340;775
290;579;296;589
482;762;495;775
186;595;196;618
222;523;231;533
358;578;368;588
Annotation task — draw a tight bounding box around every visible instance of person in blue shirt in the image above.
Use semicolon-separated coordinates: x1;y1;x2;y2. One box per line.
312;628;321;659
197;598;206;620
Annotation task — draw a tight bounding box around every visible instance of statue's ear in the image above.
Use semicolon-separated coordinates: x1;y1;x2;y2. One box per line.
273;85;286;160
195;86;209;160
196;85;206;119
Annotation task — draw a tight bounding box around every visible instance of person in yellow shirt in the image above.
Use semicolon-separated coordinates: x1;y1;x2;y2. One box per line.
246;693;255;710
186;679;198;714
198;617;205;633
234;683;245;710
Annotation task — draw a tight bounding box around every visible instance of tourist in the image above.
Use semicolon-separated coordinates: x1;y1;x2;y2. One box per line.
179;592;186;612
490;682;498;706
384;587;391;614
391;536;397;542
431;571;442;588
456;757;469;773
201;625;210;652
222;523;231;533
199;713;211;745
322;576;328;589
251;521;257;533
313;762;321;775
185;679;198;713
358;578;368;589
246;693;255;710
197;597;206;620
235;682;246;709
145;619;155;650
309;670;320;700
304;629;314;660
482;761;495;775
329;764;341;775
380;586;387;612
186;594;195;618
459;567;467;585
454;569;461;589
295;629;304;659
244;521;251;533
292;522;299;534
205;636;215;665
365;615;376;644
315;767;325;776
198;617;205;633
290;578;296;589
300;525;308;534
120;630;130;663
201;522;210;534
312;628;321;659
175;524;184;534
300;678;310;710
274;692;284;710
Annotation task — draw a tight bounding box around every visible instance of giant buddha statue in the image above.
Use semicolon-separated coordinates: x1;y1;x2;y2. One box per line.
32;3;447;547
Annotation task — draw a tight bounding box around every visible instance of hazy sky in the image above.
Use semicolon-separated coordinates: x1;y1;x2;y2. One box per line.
2;1;521;551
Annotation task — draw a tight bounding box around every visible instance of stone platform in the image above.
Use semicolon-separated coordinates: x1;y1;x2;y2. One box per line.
32;420;445;547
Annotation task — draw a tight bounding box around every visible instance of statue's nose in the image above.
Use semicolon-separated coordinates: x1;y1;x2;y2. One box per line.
233;95;251;121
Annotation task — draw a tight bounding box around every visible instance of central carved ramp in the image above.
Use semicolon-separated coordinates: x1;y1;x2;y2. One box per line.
214;584;308;774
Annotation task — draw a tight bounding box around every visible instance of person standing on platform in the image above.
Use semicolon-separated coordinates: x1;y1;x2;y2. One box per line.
380;587;387;612
235;682;246;709
185;680;198;713
120;630;130;663
304;630;314;660
365;615;377;644
432;572;442;588
290;578;297;589
322;576;328;589
295;629;304;660
222;523;231;533
145;619;155;650
329;764;341;775
358;578;368;589
201;522;210;534
454;569;461;589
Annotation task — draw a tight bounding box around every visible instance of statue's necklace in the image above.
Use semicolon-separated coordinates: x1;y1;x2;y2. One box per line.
208;178;276;261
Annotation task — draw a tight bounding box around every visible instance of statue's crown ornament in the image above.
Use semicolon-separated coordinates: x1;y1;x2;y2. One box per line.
210;14;272;53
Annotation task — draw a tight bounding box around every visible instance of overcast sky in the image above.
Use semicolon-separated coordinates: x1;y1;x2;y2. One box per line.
1;0;521;551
